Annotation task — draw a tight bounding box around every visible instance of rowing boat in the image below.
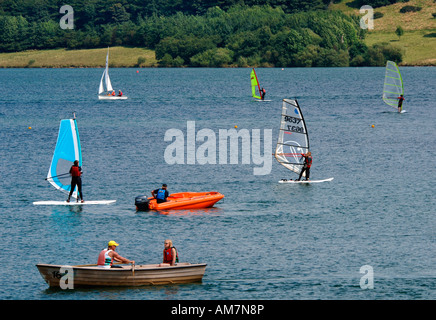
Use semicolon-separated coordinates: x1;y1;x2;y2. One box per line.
36;262;207;287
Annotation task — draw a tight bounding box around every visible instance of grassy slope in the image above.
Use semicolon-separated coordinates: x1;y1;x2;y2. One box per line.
0;47;157;68
0;1;434;67
329;0;436;65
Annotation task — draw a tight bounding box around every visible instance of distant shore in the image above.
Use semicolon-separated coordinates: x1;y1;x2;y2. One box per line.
0;36;434;68
0;47;158;68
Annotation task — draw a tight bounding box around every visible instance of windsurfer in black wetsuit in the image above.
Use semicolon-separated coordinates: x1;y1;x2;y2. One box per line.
67;160;84;203
296;152;312;181
397;94;404;113
260;88;266;100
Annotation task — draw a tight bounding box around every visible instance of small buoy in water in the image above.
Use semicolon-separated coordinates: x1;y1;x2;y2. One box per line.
371;125;375;128
28;126;32;130
136;70;139;73
234;125;238;129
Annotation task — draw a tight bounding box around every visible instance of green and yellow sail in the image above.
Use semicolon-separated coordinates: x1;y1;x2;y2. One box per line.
250;68;261;100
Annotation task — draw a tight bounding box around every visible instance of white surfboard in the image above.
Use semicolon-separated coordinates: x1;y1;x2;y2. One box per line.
255;99;272;102
278;177;334;184
33;200;116;206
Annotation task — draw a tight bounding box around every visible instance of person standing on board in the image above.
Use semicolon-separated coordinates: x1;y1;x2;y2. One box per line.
260;88;266;100
97;240;135;268
66;160;83;203
397;94;405;112
152;184;169;203
163;239;178;266
296;152;312;181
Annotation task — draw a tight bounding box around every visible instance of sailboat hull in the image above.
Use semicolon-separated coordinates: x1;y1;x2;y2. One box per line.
98;95;128;100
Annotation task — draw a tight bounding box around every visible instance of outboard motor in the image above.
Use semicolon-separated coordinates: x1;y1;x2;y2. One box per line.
135;195;150;211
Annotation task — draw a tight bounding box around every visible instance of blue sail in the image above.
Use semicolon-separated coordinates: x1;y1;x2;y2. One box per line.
46;118;82;198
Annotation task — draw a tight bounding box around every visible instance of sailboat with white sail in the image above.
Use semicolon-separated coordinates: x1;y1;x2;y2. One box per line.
382;60;405;113
98;48;127;100
275;99;333;184
250;68;269;101
33;114;116;205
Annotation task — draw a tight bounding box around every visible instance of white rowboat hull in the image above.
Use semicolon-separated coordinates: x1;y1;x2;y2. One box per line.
36;262;207;287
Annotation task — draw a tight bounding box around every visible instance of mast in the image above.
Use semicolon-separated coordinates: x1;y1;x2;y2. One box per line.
274;99;310;177
250;68;261;99
382;61;404;110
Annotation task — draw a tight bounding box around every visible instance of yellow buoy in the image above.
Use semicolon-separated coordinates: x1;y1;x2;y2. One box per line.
28;126;32;130
234;125;238;129
371;125;375;128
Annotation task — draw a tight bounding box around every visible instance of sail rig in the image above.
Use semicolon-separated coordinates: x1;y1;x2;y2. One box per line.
46;115;82;199
382;60;404;111
250;68;262;100
99;48;113;95
274;99;309;178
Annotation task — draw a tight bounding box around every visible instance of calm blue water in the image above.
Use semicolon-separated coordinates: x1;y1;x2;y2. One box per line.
0;67;435;300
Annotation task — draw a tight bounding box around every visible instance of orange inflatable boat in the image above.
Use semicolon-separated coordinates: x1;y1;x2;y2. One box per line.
135;192;224;211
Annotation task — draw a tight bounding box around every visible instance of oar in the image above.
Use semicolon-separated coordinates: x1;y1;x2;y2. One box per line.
45;173;70;180
73;262;123;267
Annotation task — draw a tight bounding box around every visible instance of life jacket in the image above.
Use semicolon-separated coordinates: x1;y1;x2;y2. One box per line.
156;189;167;200
306;156;312;168
70;165;81;177
97;249;113;267
163;247;179;264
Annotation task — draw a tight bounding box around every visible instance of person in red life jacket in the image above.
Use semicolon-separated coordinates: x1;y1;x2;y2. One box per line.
260;87;266;100
111;90;115;96
296;151;312;181
118;90;123;97
397;94;405;112
97;240;135;268
163;239;178;266
151;184;169;203
66;160;84;203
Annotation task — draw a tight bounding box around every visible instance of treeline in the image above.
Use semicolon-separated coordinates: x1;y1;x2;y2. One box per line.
0;2;402;67
353;0;404;8
0;0;331;22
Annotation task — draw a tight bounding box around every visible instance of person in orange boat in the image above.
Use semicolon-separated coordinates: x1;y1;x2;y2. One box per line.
163;239;178;266
152;184;169;203
97;240;135;268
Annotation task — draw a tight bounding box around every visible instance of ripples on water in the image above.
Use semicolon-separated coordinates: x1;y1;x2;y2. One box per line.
0;67;435;300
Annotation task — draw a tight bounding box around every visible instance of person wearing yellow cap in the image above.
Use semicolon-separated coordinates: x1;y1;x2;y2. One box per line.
97;240;135;268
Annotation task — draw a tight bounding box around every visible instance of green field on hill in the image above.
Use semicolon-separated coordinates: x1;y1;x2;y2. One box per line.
0;47;157;68
329;0;436;65
0;0;434;67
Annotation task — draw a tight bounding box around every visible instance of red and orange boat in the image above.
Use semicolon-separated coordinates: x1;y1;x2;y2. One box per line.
135;192;224;211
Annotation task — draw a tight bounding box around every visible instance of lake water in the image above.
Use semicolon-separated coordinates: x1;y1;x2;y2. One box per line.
0;67;435;301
